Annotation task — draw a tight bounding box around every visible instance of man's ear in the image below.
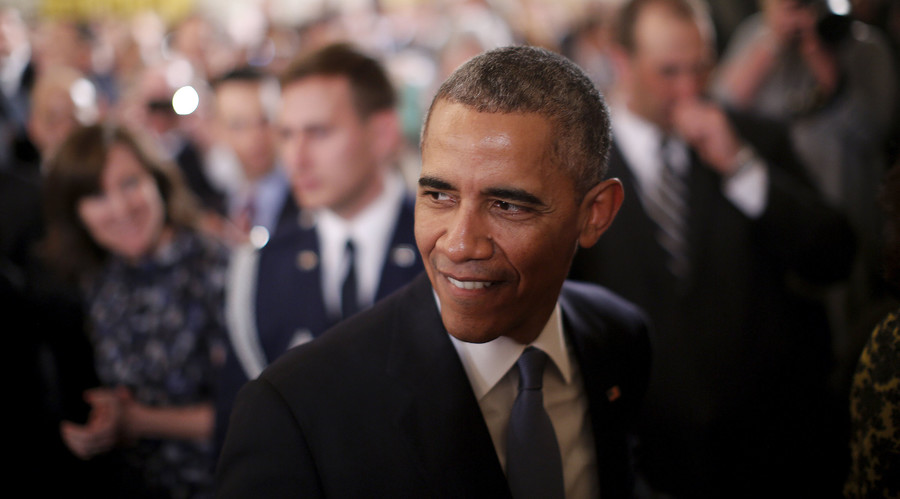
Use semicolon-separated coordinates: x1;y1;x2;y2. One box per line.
366;109;401;164
577;178;624;248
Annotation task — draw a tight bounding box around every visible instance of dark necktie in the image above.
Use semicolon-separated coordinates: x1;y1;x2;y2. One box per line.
506;347;565;499
642;136;690;279
341;240;359;320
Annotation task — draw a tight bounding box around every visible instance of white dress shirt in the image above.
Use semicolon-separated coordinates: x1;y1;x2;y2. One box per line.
612;100;770;218
449;303;599;499
316;173;406;318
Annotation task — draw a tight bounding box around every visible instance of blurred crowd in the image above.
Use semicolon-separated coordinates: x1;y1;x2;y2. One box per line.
3;0;899;497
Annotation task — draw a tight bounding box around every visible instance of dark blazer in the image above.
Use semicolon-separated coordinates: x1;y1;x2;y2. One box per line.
216;273;651;498
569;114;856;497
254;197;422;357
215;197;423;451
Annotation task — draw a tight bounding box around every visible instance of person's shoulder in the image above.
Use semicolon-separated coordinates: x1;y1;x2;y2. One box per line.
560;279;650;333
254;213;318;267
176;230;231;275
260;273;431;388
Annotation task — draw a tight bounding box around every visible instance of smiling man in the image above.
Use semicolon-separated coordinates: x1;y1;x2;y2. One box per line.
217;46;651;499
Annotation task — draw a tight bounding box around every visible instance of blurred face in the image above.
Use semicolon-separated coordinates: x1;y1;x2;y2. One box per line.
215;81;276;180
763;0;818;43
417;101;622;345
28;87;77;157
77;145;169;261
624;5;711;130
278;76;386;219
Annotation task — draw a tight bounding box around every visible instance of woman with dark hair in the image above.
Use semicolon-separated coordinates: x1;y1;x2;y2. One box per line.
42;124;229;498
845;161;900;498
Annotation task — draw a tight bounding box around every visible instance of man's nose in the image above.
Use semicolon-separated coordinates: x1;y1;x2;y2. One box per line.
440;205;493;263
674;71;703;100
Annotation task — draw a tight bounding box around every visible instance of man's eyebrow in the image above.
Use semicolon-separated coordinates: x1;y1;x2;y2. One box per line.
418;176;454;191
483;187;545;207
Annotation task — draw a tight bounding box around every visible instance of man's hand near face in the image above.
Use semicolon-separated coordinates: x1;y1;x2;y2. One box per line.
671;99;744;176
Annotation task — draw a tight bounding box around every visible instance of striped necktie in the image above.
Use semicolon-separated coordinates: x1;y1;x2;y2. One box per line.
642;136;690;280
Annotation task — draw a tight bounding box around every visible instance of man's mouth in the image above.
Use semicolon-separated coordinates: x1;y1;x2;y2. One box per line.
446;276;493;290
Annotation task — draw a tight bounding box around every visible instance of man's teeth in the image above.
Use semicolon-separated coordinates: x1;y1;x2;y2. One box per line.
447;276;492;290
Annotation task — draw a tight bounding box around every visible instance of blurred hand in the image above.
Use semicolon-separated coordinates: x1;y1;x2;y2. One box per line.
60;388;123;460
672;99;743;176
765;0;817;47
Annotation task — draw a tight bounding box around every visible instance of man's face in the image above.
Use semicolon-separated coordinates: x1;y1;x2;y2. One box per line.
625;5;711;130
28;86;76;157
215;81;276;180
278;76;386;219
416;101;606;345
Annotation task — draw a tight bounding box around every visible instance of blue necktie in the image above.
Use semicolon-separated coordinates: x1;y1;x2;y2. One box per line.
506;347;565;499
341;240;358;320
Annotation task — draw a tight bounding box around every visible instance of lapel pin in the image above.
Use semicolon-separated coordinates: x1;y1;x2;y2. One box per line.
606;385;621;402
296;250;318;271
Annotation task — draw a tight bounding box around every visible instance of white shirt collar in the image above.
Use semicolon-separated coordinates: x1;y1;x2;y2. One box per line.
317;173;406;312
448;302;573;401
611;100;690;191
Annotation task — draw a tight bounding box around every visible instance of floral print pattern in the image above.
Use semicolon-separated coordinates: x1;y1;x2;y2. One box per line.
846;309;900;499
85;230;229;498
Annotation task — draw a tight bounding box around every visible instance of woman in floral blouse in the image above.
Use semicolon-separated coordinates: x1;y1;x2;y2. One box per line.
43;124;229;498
845;161;900;499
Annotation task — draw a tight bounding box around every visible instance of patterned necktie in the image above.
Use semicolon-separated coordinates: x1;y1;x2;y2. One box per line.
642;136;690;280
340;239;359;320
506;347;565;499
236;191;256;233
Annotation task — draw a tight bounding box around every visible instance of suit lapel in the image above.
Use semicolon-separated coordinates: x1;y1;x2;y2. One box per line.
383;274;512;498
559;290;632;498
375;196;423;300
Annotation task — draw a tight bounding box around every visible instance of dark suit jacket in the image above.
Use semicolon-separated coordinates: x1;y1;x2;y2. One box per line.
569;114;856;496
215;197;423;451
216;273;651;498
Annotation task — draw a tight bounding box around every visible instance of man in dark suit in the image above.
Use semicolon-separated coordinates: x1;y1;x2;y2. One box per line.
216;44;424;447
217;46;651;498
568;0;856;497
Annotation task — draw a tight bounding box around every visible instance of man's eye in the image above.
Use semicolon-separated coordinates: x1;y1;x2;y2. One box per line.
493;200;524;213
425;191;450;202
307;126;330;139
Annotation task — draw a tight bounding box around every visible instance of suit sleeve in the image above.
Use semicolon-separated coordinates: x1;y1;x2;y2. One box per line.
733;113;857;285
216;378;324;499
213;345;248;457
754;156;857;285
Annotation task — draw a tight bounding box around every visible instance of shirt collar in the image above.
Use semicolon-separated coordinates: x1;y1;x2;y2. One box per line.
316;173;405;310
611;100;690;189
316;172;403;245
447;301;573;401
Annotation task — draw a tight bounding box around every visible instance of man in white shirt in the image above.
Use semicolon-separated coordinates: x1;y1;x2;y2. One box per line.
216;44;423;448
218;45;651;499
568;0;856;496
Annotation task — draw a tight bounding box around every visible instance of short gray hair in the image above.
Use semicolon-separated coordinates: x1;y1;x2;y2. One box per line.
422;45;612;198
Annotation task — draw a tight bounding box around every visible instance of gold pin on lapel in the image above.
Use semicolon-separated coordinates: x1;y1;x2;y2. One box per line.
606;386;621;402
297;250;318;271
